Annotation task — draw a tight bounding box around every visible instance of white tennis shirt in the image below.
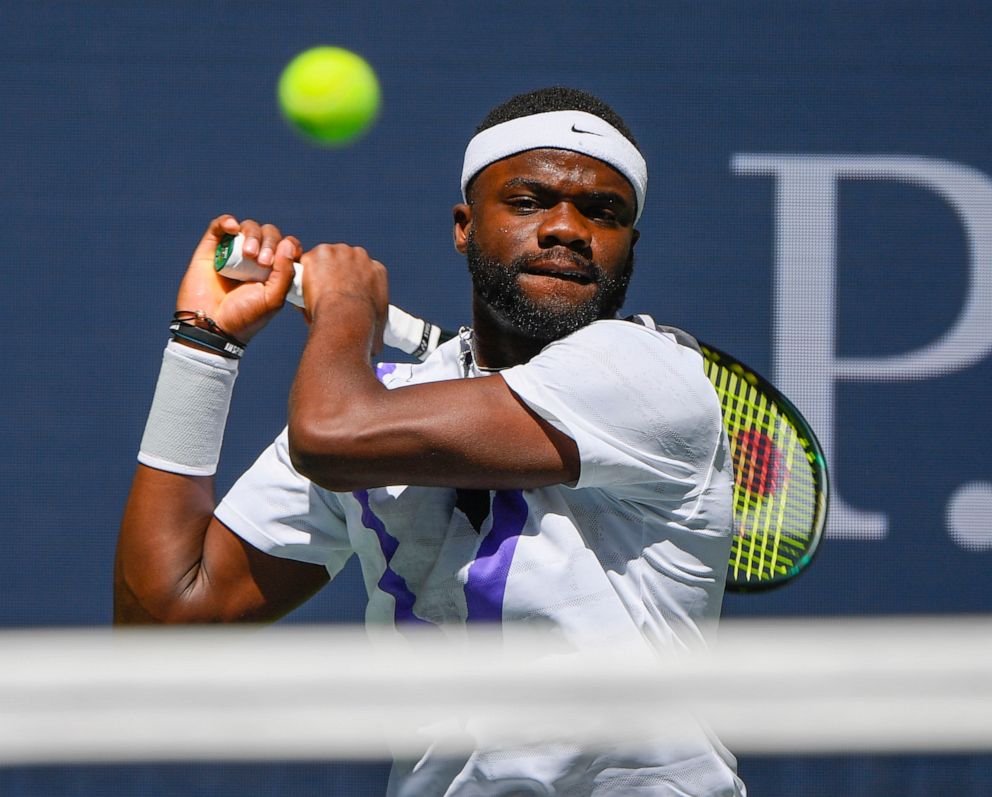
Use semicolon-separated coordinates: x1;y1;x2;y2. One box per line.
215;319;744;796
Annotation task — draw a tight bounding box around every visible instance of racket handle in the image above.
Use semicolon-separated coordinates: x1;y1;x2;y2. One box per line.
214;232;306;308
213;233;444;360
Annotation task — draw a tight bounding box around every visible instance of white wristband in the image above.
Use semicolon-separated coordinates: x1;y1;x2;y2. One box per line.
138;340;239;476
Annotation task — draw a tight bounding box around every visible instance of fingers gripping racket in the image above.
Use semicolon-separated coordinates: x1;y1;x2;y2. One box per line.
215;233;827;591
214;233;447;358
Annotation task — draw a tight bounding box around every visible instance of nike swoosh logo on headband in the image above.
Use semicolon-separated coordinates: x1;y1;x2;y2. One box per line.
570;124;604;136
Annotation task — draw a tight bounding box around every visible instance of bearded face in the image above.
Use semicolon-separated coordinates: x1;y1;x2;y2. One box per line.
466;228;633;342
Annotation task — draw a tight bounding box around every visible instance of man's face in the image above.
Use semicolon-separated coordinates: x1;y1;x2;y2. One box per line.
456;148;639;341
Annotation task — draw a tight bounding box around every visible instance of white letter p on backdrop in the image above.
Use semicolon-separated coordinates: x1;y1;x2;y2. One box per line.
733;155;992;540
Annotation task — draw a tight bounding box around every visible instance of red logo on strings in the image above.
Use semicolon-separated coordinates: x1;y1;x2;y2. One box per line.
734;429;782;498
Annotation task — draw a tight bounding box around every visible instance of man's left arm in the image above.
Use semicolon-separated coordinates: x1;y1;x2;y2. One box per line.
287;244;580;492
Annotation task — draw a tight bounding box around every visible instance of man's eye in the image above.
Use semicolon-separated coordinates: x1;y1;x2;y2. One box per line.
587;205;618;222
508;197;541;211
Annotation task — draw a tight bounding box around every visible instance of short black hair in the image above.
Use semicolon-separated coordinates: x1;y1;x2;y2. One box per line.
475;86;639;150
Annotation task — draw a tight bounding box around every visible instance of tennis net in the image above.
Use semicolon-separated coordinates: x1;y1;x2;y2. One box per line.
1;616;990;765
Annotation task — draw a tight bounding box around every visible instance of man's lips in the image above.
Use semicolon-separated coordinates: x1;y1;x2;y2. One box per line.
519;257;596;285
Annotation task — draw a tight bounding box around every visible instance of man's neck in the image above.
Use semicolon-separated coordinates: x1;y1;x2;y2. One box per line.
469;296;551;370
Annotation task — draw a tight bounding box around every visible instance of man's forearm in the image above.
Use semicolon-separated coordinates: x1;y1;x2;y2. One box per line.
285;291;580;492
287;292;386;489
116;339;238;624
114;467;216;623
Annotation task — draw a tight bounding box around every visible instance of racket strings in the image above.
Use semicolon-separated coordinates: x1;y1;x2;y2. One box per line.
745;383;785;577
736;380;789;580
706;361;818;584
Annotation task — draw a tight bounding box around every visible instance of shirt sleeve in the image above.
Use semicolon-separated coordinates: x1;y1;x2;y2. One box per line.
500;320;727;500
214;427;353;578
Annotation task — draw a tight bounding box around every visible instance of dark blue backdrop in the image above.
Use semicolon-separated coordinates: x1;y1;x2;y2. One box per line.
2;2;990;794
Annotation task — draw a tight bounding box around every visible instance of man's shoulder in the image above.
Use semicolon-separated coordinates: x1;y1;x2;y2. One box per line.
549;317;705;371
622;314;703;356
509;317;715;411
525;317;722;431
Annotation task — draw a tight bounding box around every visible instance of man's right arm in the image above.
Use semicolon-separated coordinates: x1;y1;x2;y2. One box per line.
113;216;327;625
114;466;329;623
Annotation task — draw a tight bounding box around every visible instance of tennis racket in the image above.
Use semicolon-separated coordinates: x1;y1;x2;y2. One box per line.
696;339;827;591
215;233;828;591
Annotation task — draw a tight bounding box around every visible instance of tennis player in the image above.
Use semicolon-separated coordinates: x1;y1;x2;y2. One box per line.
116;87;745;796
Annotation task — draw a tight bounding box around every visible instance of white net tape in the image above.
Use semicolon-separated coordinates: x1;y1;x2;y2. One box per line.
1;616;990;765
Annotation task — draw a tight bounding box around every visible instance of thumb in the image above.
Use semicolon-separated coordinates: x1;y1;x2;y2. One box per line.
192;215;241;264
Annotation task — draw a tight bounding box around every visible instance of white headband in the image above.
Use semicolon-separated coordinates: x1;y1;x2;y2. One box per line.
461;110;647;222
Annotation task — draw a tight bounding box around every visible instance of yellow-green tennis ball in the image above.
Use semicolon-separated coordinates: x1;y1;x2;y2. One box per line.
277;47;380;146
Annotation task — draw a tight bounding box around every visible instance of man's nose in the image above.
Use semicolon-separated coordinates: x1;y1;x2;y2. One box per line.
537;202;592;254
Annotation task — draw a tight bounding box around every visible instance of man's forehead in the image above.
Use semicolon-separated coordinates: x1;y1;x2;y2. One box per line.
477;148;636;197
461;110;647;220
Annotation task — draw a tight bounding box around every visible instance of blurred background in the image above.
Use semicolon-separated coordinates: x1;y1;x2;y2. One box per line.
1;1;990;794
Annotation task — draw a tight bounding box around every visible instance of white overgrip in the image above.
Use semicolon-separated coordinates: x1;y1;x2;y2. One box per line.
214;233;435;357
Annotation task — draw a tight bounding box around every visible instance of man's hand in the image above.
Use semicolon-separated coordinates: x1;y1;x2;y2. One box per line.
299;243;389;354
176;216;302;341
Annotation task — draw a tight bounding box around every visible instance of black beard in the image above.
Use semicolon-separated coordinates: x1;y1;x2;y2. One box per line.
466;233;632;341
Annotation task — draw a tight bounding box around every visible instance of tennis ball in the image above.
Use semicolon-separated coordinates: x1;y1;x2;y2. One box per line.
277;46;380;146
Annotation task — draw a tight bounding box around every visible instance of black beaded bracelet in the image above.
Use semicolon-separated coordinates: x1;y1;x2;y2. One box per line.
170;311;246;359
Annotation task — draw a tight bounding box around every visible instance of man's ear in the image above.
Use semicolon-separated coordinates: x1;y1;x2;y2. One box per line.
453;202;472;254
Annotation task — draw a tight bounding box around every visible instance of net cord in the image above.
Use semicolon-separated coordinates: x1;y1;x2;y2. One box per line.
0;617;990;764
